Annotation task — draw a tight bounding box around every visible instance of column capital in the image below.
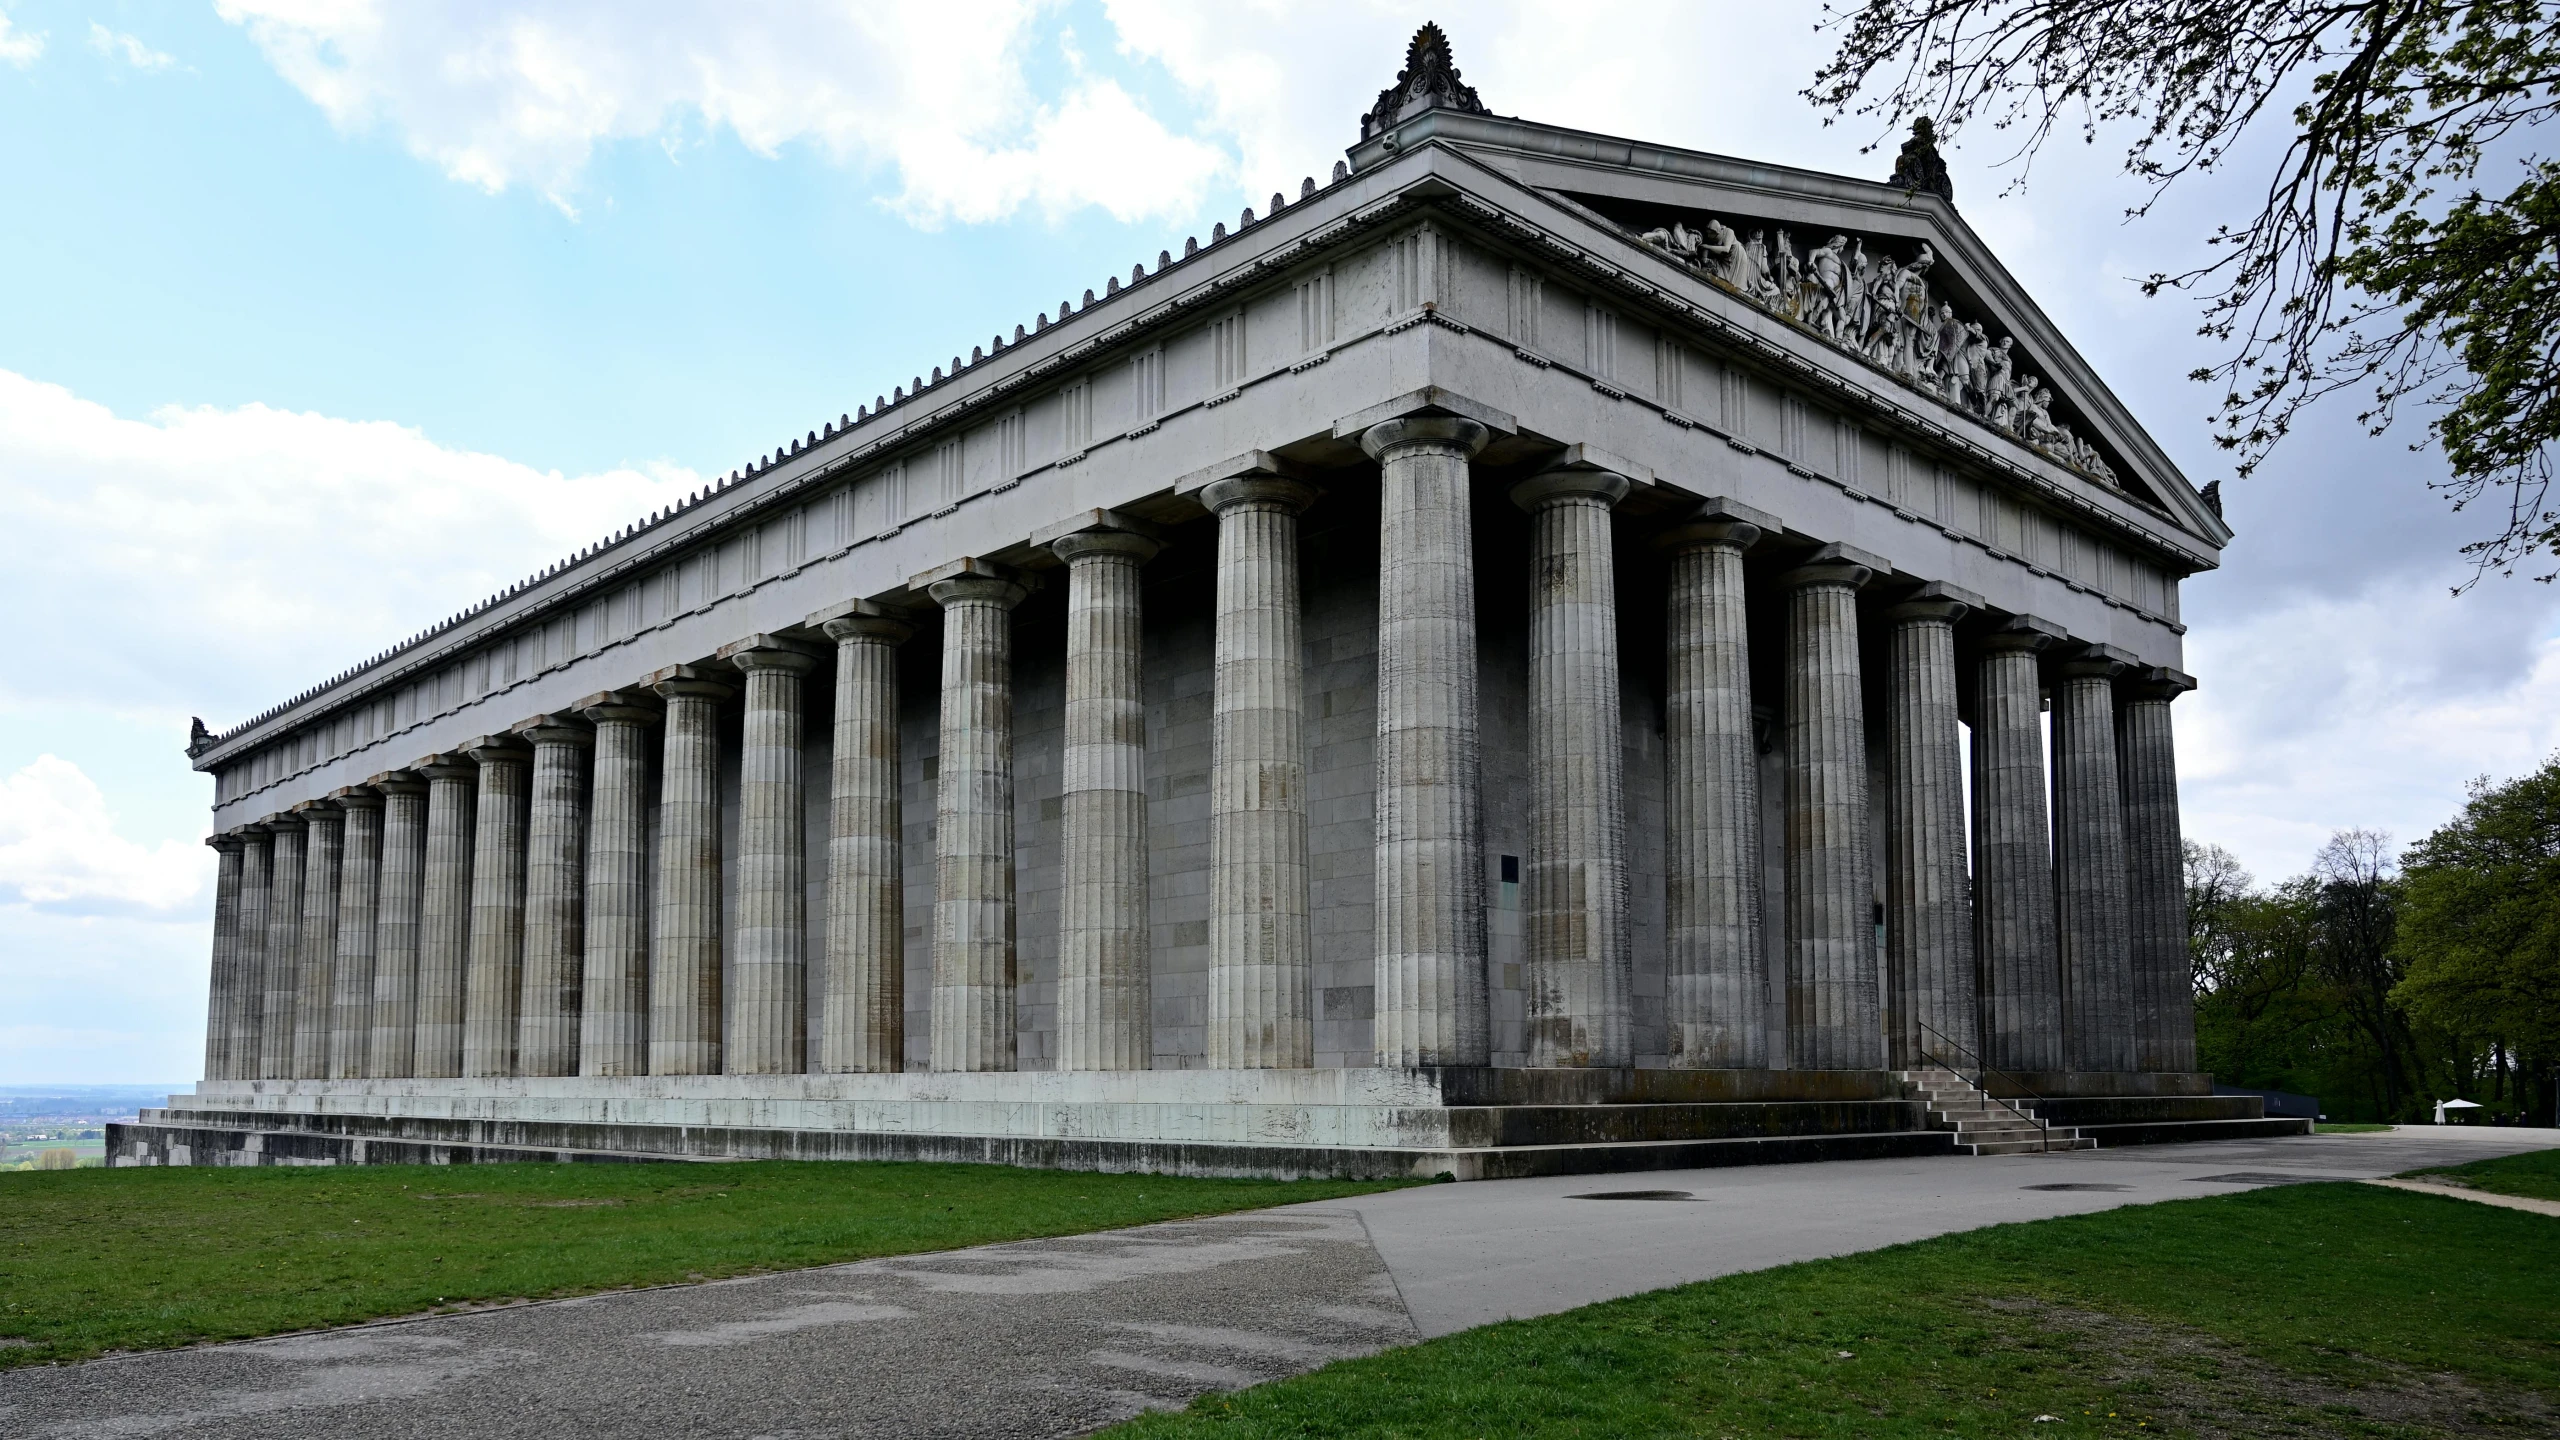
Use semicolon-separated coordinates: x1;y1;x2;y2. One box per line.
206;831;247;854
459;734;530;766
329;785;385;811
1980;613;2068;655
1887;580;1985;626
1032;508;1165;565
1658;495;1782;554
262;809;307;832
647;662;737;703
572;690;661;726
2056;642;2139;681
368;768;429;795
718;634;825;676
1175;451;1318;518
917;556;1030;610
1332;386;1514;456
808;598;917;647
290;798;339;823
509;713;595;748
1778;541;1889;591
2125;665;2197;702
1512;445;1642;513
417;752;478;783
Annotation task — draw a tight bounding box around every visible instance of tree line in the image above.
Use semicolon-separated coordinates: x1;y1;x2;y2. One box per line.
2191;756;2560;1122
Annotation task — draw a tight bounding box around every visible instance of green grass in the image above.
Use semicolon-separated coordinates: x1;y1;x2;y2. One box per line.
0;1161;1407;1367
2408;1142;2560;1202
1108;1183;2558;1438
2314;1122;2394;1134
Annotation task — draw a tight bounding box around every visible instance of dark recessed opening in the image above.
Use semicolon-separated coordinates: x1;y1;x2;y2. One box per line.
2023;1182;2131;1192
1568;1189;1699;1201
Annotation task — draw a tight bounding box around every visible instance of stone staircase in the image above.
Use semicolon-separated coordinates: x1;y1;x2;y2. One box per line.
1898;1067;2093;1155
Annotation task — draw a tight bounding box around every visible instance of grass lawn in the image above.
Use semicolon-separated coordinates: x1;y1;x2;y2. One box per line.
1110;1183;2557;1438
0;1161;1406;1368
2409;1142;2560;1203
2314;1122;2395;1134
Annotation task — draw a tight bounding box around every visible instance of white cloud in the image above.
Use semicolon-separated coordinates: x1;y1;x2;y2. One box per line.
0;368;700;728
89;22;177;71
0;756;206;914
0;10;43;67
213;0;1228;222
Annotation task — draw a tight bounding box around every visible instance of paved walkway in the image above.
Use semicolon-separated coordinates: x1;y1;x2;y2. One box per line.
2;1127;2551;1438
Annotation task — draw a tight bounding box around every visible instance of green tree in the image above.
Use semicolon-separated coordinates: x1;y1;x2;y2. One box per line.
2395;756;2560;1122
1809;2;2560;578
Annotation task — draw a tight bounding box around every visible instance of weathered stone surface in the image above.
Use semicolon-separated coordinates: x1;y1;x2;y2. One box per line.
928;563;1028;1072
202;834;246;1081
231;829;271;1079
514;719;591;1078
813;611;911;1074
651;667;734;1076
329;789;384;1080
1884;587;1978;1069
725;640;822;1075
1052;527;1161;1072
576;698;655;1078
1781;547;1880;1071
2054;646;2137;1073
1660;505;1770;1069
259;815;306;1080
1973;620;2063;1073
2123;669;2197;1073
414;757;478;1080
368;772;428;1079
462;737;531;1078
290;802;344;1081
1513;463;1633;1068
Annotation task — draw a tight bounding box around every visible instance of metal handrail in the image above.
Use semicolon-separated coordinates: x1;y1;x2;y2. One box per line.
1911;1019;2054;1152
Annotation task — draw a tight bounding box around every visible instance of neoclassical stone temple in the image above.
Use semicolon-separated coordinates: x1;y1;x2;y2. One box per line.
118;29;2299;1176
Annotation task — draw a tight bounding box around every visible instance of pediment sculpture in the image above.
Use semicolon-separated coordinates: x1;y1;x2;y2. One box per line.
1637;218;2118;485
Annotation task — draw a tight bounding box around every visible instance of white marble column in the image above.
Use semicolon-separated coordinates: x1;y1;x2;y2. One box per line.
1197;469;1318;1071
329;788;384;1080
725;638;821;1075
1973;618;2064;1073
1660;501;1771;1069
1885;586;1981;1070
462;737;530;1078
2054;644;2136;1073
652;666;733;1076
203;833;247;1081
1782;544;1881;1072
1360;412;1496;1068
233;827;273;1078
577;695;656;1077
370;771;428;1078
516;717;591;1078
2122;667;2196;1073
927;561;1028;1073
1513;458;1633;1068
290;801;343;1081
814;606;911;1075
260;813;306;1079
414;754;478;1079
1048;522;1160;1072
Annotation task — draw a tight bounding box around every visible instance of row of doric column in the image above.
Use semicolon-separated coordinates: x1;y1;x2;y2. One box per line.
202;410;2193;1082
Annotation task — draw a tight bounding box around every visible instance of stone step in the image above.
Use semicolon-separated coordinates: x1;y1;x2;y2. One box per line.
1967;1136;2095;1156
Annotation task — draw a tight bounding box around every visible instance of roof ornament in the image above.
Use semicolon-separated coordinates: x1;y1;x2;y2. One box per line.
1889;117;1954;204
1360;22;1488;140
189;716;213;756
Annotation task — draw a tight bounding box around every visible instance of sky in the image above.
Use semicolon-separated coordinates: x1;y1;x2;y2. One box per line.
4;1;2555;1083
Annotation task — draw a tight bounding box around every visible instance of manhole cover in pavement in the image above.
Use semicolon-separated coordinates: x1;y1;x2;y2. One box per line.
2189;1172;2365;1185
2023;1182;2131;1192
1568;1189;1700;1201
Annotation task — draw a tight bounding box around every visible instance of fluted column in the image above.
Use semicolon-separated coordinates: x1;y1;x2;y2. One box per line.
203;834;247;1081
1782;545;1880;1071
1197;471;1318;1071
1885;585;1979;1070
1974;618;2064;1072
461;737;530;1078
1513;460;1633;1068
1361;413;1496;1067
577;696;656;1077
2054;645;2136;1072
259;814;305;1079
233;828;272;1078
814;607;912;1074
724;639;821;1075
370;771;427;1078
414;755;478;1079
516;717;592;1077
2122;667;2196;1073
927;561;1028;1072
1051;525;1160;1072
329;788;383;1080
290;802;343;1080
1661;502;1770;1069
652;666;733;1076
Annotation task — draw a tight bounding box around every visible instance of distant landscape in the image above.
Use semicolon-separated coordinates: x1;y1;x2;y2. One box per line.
0;1086;179;1170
